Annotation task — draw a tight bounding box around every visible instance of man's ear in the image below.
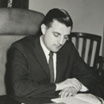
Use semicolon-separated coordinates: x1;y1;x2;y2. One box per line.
41;24;47;35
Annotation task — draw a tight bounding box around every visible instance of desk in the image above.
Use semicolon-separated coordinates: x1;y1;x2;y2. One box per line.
0;94;103;104
0;95;63;104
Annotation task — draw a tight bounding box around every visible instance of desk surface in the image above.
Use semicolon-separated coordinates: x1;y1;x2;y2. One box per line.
0;94;103;104
0;95;63;104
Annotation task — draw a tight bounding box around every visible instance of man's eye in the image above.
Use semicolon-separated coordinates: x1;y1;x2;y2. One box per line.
53;33;59;37
64;36;69;40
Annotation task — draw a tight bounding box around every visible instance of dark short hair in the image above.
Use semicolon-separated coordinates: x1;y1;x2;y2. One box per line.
42;8;73;28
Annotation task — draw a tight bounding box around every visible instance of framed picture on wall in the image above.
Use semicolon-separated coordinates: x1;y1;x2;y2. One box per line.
0;0;29;9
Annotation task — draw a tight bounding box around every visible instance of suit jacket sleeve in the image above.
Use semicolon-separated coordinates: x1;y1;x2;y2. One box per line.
67;41;97;94
6;43;56;98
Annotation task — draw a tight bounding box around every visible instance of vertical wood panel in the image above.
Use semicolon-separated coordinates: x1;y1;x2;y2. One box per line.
12;0;29;9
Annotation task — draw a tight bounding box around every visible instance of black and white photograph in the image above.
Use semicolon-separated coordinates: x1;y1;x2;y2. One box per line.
0;0;104;104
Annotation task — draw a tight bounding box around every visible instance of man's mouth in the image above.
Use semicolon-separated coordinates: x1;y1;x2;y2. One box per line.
55;45;62;48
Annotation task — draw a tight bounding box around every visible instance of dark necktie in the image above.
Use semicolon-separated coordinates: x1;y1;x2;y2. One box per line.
49;51;54;83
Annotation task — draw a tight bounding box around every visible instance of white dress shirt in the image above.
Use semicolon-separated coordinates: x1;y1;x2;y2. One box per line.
40;35;57;82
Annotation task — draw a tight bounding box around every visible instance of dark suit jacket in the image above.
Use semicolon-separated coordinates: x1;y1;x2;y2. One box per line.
6;35;97;98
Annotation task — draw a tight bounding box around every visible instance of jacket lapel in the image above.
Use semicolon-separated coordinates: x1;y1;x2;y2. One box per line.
32;36;50;80
55;51;68;83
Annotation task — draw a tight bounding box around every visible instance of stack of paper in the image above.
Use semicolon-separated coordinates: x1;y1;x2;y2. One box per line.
51;93;103;104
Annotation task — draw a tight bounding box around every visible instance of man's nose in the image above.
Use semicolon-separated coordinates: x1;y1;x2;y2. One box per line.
58;37;64;46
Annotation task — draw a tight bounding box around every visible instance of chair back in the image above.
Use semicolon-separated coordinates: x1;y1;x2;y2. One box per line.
69;32;101;70
0;8;44;95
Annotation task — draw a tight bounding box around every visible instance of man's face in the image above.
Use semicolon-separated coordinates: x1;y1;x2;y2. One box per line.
41;20;72;52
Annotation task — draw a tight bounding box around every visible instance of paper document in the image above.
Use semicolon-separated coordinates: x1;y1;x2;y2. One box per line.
51;93;103;104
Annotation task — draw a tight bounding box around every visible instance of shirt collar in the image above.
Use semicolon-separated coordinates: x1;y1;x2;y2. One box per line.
40;35;50;55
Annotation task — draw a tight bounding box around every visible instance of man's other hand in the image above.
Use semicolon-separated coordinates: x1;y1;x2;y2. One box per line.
59;86;77;98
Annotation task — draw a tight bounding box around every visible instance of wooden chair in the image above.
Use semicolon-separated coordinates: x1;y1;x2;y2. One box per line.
69;32;103;73
69;32;104;98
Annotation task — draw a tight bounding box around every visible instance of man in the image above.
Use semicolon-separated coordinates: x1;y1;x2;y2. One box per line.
6;8;97;98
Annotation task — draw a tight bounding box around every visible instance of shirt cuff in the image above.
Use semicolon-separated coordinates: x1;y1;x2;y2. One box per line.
80;84;88;92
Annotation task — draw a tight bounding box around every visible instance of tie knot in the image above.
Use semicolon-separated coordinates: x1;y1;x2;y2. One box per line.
49;51;53;57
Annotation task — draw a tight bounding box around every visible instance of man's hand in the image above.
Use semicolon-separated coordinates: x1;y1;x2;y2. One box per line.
59;86;77;98
56;78;82;92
